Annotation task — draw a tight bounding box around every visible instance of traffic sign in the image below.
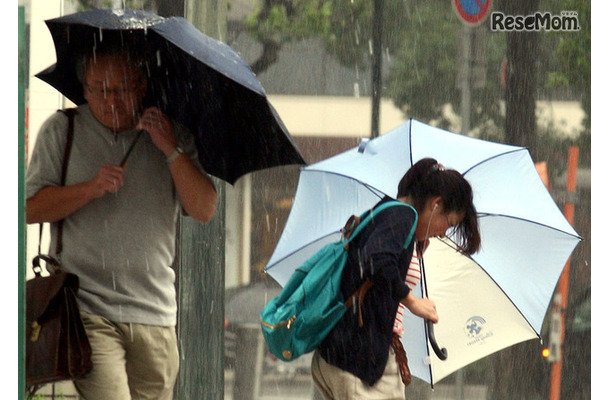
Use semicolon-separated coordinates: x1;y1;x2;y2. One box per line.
453;0;492;26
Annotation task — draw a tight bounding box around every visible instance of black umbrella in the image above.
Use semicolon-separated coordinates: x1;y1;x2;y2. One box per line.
35;8;305;184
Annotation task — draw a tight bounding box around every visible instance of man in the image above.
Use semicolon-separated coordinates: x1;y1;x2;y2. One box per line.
26;43;217;399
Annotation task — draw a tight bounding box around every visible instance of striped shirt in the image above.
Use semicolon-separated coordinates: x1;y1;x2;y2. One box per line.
393;248;421;337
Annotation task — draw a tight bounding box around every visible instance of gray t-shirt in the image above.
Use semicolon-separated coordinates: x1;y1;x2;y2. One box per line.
26;105;203;326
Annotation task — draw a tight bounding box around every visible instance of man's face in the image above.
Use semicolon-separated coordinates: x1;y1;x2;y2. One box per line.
83;54;147;131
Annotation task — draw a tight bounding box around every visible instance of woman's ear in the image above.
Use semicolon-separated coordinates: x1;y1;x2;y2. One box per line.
428;196;443;213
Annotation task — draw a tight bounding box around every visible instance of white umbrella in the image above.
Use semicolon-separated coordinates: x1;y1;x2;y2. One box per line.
264;119;580;385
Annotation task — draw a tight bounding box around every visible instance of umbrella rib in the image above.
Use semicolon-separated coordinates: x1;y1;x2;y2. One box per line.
264;231;341;272
435;237;541;339
477;213;582;240
462;148;528;176
303;169;388;199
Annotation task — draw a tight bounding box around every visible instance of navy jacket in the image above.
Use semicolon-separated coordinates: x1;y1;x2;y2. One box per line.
318;197;417;386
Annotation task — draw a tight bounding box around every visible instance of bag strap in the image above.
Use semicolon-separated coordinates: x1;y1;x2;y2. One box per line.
344;279;373;327
35;109;76;274
55;108;76;258
345;200;414;245
343;201;415;247
342;200;418;327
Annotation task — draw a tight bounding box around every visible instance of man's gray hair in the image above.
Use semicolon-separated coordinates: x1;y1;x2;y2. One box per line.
76;42;148;85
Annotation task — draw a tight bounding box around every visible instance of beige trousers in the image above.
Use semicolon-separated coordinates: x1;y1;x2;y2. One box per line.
311;349;405;400
73;312;179;400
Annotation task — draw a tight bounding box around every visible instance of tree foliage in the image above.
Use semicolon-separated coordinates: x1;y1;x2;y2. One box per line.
244;0;589;155
385;0;506;134
244;0;410;74
544;0;591;130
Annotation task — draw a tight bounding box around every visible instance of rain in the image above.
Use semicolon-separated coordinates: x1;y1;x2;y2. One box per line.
18;1;592;400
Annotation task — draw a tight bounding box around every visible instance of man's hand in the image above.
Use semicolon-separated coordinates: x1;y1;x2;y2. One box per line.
136;107;217;222
137;107;177;157
26;163;125;224
87;164;125;198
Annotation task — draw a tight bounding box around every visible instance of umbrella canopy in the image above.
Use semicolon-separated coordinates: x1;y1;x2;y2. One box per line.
264;119;581;385
35;8;305;184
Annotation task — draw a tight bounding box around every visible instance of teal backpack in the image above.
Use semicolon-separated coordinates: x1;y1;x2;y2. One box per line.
260;200;416;362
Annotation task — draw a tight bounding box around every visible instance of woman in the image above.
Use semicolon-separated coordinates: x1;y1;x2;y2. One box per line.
311;158;481;400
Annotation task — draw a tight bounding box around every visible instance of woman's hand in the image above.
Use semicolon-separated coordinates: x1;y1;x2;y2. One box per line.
402;291;439;323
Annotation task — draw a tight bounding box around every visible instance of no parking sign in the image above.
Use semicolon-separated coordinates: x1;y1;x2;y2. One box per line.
453;0;492;26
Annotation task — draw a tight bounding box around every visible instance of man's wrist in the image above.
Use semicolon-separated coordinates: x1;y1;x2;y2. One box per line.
166;147;184;164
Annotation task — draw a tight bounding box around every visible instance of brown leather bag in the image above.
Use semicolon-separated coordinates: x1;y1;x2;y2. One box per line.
25;109;92;391
26;256;92;387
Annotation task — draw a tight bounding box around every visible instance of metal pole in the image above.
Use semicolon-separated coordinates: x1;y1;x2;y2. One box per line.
18;6;27;399
371;0;383;138
549;146;579;400
455;24;472;400
460;25;472;136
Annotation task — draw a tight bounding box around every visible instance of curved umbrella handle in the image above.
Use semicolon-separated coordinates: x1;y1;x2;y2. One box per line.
427;320;448;360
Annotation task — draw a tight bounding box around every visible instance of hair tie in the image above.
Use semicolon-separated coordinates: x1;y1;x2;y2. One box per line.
431;163;445;173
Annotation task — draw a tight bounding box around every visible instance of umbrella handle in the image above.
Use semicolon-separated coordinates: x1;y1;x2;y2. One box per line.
120;130;145;167
427;320;448;361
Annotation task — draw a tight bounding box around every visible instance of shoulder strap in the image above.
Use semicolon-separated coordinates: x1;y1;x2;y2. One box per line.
346;200;415;246
56;108;76;257
52;109;76;259
59;108;76;187
34;109;76;274
343;201;417;328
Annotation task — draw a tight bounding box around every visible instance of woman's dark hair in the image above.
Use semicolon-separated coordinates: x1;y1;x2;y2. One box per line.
397;158;481;254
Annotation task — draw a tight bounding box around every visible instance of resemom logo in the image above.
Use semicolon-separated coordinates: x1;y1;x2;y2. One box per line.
491;11;580;32
464;316;494;346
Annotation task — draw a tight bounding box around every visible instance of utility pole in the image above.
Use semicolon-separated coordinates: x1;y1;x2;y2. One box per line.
371;0;383;138
549;147;579;400
453;1;491;397
175;1;227;399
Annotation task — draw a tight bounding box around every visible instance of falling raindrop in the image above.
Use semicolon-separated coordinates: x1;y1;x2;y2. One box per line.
112;271;117;291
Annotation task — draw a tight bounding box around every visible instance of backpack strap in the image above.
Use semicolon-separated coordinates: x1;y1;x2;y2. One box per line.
344;279;373;327
343;200;416;248
342;200;418;327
